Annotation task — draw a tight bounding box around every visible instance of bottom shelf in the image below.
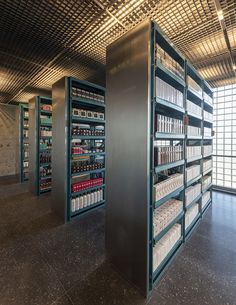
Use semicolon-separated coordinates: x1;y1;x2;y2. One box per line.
202;199;212;215
185;213;200;237
153;236;183;282
71;200;105;218
40;188;51;194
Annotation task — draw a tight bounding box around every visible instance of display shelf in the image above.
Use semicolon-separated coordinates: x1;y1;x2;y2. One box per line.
19;104;29;182
185;213;200;237
203;153;213;158
153;211;184;243
185;194;201;210
186;155;202;164
29;96;52;195
202;183;212;194
186;175;202;187
203;168;212;176
203;136;213;140
52;76;105;222
106;20;212;297
155;160;185;173
153;237;183;281
155;132;185;140
71;200;105;218
155;97;185;114
155;185;185;208
202;199;212;215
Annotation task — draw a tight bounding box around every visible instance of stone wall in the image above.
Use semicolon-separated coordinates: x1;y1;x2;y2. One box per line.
0;104;19;177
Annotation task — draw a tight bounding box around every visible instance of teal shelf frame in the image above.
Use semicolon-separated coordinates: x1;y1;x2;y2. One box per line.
185;193;202;210
19;104;29;182
155;185;185;208
155;160;185;173
155;132;185;139
185;213;201;238
186;155;202;164
186;174;202;187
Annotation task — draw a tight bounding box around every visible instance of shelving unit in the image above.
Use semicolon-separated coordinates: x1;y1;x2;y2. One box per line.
106;20;213;297
28;96;52;195
51;77;105;222
19;104;29;182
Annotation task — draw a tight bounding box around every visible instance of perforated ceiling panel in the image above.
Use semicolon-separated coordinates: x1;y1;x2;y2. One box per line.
0;0;235;104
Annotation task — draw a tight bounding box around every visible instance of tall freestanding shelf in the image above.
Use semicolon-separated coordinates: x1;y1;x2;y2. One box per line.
106;20;213;296
19;104;29;182
51;77;106;222
29;96;52;195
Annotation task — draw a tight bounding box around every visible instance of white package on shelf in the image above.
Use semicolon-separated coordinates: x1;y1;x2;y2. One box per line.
203;159;212;173
187;75;202;96
202;175;212;191
153;223;181;272
185;183;201;207
186;100;202;117
204;127;212;137
153;199;183;237
187;125;201;137
204;110;213;122
154;173;184;202
186;164;201;182
203;92;213;105
156;77;183;107
185;204;199;229
156;114;183;134
186;146;201;159
203;145;213;157
155;145;183;165
202;191;211;209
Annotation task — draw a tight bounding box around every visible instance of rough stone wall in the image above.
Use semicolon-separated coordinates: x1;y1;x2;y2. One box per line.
0;104;19;177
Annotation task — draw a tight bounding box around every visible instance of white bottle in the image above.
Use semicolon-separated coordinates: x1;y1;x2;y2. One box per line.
75;197;80;211
100;189;103;201
79;196;84;209
71;198;76;212
84;194;88;207
97;190;101;202
91;192;94;205
94;190;98;203
87;193;91;206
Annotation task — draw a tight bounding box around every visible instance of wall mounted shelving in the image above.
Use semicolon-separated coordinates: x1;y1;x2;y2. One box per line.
51;77;105;222
106;20;213;297
29;96;52;195
19;104;29;182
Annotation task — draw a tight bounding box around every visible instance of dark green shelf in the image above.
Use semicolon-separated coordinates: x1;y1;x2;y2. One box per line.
71;96;105;108
186;135;202;140
40;122;52;127
155;159;185;173
71;200;105;218
186;155;202;164
153;236;183;280
155;132;185;140
202;168;212;176
156;61;185;88
186;111;202;121
72;135;105;140
71;184;105;197
71;168;105;177
185;213;200;237
185;194;201;211
203;118;213;124
186;174;202;187
72;116;105;124
153;211;184;243
155;185;184;208
40;162;51;167
155;97;185;114
39;188;51;194
203;153;213;158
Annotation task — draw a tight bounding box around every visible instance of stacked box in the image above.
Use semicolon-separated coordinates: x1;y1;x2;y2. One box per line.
187;125;201;137
155;146;183;165
186;100;202;117
156;114;183;134
185;204;199;229
185;183;201;207
154;173;184;201
202;191;211;209
203;159;212;173
202;175;212;191
186;146;201;159
186;164;201;182
203;145;213;157
156;77;183;107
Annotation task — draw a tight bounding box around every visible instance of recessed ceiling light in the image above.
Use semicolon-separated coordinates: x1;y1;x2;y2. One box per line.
217;10;224;21
233;64;236;70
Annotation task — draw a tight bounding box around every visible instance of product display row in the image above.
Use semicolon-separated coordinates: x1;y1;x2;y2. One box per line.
40;139;52;150
203;92;213;105
41;104;52;112
186;99;202;117
186;164;201;182
186;146;202;159
40;152;51;164
187;75;202;96
203;145;213;157
40;165;51;177
185;183;201;207
153;223;182;272
155;145;183;165
71;188;104;213
154;173;184;202
187;125;201;137
204;127;212;137
202;191;211;209
204;110;213;122
40;127;52;137
40;178;51;191
72;123;105;136
71;177;104;193
72;108;105;121
185;204;199;229
71;156;104;174
71;139;104;155
202;175;212;191
156;77;183;107
40;115;52;125
153;199;183;237
203;159;212;173
156;43;184;79
72;86;105;103
156;114;183;134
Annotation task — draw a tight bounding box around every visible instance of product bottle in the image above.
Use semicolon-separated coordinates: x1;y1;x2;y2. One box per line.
84;193;88;207
87;193;91;206
94;190;98;203
75;196;79;211
91;192;94;205
97;190;101;202
71;198;76;212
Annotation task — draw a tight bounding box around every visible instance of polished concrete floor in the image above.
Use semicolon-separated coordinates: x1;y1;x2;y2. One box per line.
0;179;236;305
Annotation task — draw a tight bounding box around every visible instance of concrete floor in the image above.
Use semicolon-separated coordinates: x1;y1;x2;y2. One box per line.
0;178;236;305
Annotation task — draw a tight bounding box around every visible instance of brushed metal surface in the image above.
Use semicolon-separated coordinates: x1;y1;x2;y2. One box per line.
51;77;69;221
106;20;151;296
29;97;38;194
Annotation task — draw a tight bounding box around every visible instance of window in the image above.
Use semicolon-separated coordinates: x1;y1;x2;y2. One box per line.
213;84;236;189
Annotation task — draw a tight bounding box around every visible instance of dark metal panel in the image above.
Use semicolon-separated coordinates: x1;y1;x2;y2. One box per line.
51;77;69;221
28;96;39;194
106;20;151;296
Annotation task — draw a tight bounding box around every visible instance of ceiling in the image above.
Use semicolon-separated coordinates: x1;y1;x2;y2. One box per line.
0;0;235;104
